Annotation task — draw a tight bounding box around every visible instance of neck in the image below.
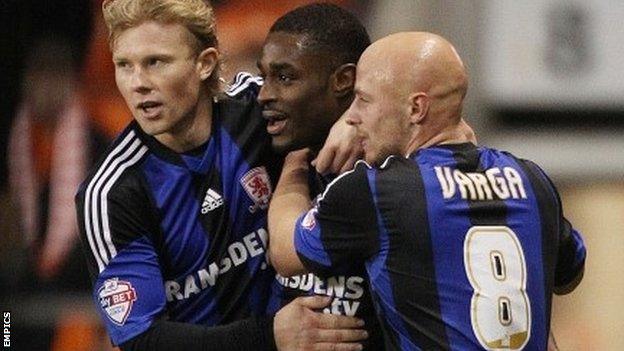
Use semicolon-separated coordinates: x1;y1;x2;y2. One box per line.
156;95;213;153
405;118;476;156
309;102;351;156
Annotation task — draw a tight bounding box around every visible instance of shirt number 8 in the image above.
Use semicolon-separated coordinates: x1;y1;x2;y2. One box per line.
464;226;531;350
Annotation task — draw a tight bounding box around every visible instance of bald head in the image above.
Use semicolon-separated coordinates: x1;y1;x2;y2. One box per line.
345;32;475;165
359;32;468;117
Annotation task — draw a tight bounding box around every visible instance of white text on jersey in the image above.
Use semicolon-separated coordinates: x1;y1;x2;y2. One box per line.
434;166;527;201
164;228;268;301
276;273;365;316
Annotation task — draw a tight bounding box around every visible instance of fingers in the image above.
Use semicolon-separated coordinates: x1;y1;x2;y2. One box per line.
338;153;360;174
297;295;333;309
275;296;367;351
295;296;365;329
314;311;365;329
315;138;363;175
313;342;364;351
312;147;336;175
329;147;350;175
315;329;368;343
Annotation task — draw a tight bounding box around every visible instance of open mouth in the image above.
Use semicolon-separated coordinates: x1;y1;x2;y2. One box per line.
267;119;287;135
137;101;163;118
262;110;288;135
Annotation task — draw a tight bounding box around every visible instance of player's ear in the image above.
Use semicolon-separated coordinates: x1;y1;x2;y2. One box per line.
196;47;219;82
331;63;356;98
409;92;430;125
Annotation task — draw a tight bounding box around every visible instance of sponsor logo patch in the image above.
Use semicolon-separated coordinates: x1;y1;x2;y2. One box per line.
301;209;318;230
98;278;137;326
201;188;224;214
240;167;272;213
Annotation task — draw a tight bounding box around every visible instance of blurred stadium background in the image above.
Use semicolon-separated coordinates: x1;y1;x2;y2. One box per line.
0;0;622;350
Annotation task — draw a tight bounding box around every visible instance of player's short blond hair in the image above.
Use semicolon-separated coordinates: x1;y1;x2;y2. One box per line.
102;0;221;95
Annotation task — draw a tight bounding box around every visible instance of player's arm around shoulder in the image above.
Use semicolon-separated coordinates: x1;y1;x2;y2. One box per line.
268;148;312;277
270;154;379;278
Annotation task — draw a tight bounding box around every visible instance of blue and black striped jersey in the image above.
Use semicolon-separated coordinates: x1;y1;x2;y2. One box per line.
227;72;385;349
75;83;282;346
295;143;586;351
270;171;385;350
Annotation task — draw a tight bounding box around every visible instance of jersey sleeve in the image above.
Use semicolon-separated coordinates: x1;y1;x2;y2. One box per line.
225;72;263;100
521;159;586;289
75;173;166;346
294;162;380;276
554;217;586;288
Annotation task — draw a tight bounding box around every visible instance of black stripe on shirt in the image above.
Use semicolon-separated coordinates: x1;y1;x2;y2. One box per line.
376;158;450;350
514;158;559;331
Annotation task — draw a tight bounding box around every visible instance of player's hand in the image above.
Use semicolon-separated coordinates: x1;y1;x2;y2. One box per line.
274;296;367;351
276;148;311;193
283;148;311;174
312;117;363;175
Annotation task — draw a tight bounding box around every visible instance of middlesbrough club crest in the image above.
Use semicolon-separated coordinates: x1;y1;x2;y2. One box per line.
240;166;272;213
98;278;137;326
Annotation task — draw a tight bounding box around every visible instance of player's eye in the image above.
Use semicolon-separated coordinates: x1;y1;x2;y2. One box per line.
147;58;165;68
278;74;293;83
114;61;130;69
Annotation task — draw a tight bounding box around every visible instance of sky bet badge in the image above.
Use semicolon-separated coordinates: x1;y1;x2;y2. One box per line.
98;278;137;326
301;208;318;230
241;166;272;213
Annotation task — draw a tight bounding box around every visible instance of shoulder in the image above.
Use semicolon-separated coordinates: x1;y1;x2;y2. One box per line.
481;147;561;204
75;126;156;275
217;72;264;129
215;74;275;165
225;71;263;100
514;156;561;201
368;155;421;194
377;155;418;176
495;148;557;188
318;161;374;207
322;160;371;191
319;156;413;198
76;124;150;208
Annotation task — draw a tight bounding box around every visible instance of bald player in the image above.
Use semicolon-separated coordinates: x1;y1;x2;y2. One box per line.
268;32;586;350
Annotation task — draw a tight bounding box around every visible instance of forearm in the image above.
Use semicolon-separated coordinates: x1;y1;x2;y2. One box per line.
268;154;311;276
120;316;276;351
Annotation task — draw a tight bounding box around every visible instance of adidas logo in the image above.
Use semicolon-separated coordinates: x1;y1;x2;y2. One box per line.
201;189;223;214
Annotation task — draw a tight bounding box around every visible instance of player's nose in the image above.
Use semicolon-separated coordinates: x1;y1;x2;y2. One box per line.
129;68;154;94
344;106;361;126
257;82;276;105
